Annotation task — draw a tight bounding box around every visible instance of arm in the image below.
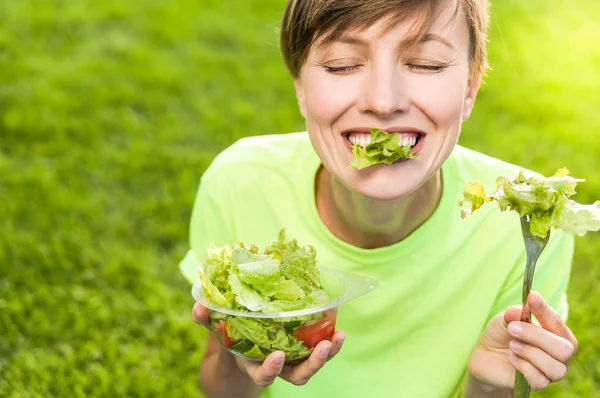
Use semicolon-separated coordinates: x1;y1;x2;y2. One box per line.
462;373;512;398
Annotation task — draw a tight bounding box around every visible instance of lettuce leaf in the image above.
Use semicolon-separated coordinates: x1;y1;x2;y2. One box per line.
257;279;306;301
203;244;234;292
459;168;600;237
243;344;266;360
227;316;311;360
227;272;270;311
199;271;228;307
349;128;419;170
233;246;306;301
232;246;273;265
261;290;330;313
264;230;321;293
550;196;600;237
237;260;281;286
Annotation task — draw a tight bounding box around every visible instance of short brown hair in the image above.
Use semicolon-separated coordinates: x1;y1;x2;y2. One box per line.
280;0;490;79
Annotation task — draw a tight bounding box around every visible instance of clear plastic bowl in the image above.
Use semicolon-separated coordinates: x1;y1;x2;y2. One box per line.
191;267;378;363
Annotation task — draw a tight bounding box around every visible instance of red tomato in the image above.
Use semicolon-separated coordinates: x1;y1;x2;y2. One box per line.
292;309;336;348
214;320;234;347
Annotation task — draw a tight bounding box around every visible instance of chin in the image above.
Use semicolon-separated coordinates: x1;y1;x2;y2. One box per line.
339;163;428;201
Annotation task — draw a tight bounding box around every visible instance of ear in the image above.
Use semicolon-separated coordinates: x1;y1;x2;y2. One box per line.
462;73;482;122
294;78;307;118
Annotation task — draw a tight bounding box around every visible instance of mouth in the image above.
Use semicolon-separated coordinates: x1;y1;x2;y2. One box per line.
341;127;426;155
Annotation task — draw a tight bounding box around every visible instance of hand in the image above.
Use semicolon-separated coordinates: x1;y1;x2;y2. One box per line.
468;291;578;391
193;302;345;387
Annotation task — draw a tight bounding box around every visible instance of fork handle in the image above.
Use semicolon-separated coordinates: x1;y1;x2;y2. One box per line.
520;304;531;323
514;371;531;398
514;257;534;398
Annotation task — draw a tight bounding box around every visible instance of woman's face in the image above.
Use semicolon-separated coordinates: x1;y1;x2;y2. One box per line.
295;5;480;200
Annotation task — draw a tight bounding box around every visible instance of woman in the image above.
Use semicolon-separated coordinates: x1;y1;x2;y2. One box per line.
181;0;578;397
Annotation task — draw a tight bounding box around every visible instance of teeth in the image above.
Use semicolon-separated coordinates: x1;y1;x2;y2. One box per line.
348;132;420;147
347;133;371;147
398;134;419;147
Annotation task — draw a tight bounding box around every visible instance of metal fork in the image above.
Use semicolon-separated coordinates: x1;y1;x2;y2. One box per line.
513;215;551;398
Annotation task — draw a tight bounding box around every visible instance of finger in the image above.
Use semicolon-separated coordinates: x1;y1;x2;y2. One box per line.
242;351;286;387
507;321;575;363
328;331;346;360
528;291;578;352
509;340;568;382
509;353;551;391
503;305;523;324
192;302;211;327
280;340;332;386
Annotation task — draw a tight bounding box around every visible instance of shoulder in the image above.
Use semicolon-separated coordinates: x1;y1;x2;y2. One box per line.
198;132;315;194
205;132;312;176
451;145;534;180
450;145;542;192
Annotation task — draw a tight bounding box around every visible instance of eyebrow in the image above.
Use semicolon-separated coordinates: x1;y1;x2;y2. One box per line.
316;35;368;51
316;32;456;52
420;33;456;50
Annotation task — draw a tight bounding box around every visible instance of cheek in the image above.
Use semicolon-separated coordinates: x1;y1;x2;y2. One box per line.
412;73;467;127
303;73;356;124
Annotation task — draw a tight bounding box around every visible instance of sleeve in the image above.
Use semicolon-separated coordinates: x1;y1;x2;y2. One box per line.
487;229;574;322
179;167;236;285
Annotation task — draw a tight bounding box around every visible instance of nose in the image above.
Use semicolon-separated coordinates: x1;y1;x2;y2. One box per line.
357;64;410;119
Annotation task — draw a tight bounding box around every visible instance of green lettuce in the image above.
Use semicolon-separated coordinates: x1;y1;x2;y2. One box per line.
199;272;228;307
227;273;270;312
263;229;321;293
198;230;332;360
459;168;600;237
349;128;419;170
203;244;234;292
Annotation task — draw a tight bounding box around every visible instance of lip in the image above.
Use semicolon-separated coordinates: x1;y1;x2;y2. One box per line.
341;126;427;157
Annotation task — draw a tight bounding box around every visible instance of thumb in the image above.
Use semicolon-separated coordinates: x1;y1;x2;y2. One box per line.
503;305;523;325
192;302;211;328
482;305;523;348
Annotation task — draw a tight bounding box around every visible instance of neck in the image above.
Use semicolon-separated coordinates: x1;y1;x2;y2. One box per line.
315;167;443;249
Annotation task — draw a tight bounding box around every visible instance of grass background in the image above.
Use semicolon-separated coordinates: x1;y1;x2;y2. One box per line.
1;0;598;396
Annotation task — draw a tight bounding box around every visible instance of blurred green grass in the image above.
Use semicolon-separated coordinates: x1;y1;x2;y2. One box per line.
0;0;598;396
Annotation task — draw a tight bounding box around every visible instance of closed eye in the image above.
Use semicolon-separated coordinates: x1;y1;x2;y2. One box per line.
324;65;362;74
407;63;448;73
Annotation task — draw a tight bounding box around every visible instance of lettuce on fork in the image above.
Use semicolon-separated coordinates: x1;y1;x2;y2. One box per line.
198;230;332;360
459;168;600;237
349;128;419;170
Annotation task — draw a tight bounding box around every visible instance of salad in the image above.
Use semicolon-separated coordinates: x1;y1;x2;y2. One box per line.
459;168;600;237
198;230;336;361
349;128;419;170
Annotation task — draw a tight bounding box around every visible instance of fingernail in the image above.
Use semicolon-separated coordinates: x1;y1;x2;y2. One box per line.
509;353;518;363
510;340;524;352
531;291;543;309
319;343;332;358
336;334;346;347
509;322;523;335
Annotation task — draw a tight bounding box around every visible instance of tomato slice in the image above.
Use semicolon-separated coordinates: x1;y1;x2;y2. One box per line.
214;320;234;347
292;309;336;349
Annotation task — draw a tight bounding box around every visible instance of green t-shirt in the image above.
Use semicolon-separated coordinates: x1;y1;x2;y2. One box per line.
180;132;573;398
